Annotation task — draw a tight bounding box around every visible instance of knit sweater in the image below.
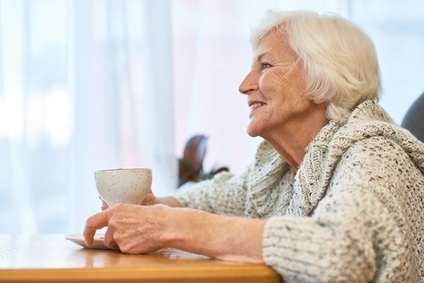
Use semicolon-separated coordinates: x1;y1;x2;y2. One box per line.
175;100;424;283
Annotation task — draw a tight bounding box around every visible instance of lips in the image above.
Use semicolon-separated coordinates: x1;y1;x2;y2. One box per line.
248;100;266;111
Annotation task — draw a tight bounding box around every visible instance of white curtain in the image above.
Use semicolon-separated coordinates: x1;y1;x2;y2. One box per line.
67;0;177;232
0;0;423;234
0;0;177;234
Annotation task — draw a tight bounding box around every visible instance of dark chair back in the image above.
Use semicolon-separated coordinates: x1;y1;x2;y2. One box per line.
401;92;424;142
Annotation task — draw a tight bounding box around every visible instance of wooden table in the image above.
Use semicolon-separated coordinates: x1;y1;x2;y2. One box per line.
0;234;282;283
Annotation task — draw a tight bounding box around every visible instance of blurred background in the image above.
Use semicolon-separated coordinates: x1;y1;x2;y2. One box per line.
0;0;423;234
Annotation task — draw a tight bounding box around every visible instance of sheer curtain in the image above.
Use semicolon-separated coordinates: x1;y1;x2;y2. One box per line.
0;0;176;234
0;0;423;235
67;0;177;233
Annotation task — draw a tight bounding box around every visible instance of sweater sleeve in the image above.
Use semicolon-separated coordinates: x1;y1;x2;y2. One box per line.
263;137;418;283
174;169;249;216
263;190;380;283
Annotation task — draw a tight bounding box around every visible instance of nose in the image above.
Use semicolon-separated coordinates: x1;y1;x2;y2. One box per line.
238;70;258;95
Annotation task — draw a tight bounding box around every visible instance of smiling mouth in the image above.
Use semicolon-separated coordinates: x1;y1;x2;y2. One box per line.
249;102;265;111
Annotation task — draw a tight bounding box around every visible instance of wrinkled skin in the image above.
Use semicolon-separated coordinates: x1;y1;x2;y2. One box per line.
85;203;171;254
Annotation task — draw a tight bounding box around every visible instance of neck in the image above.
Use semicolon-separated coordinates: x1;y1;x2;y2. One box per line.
263;111;329;172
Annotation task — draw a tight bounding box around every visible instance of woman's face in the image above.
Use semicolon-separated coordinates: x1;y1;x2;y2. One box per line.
239;30;322;139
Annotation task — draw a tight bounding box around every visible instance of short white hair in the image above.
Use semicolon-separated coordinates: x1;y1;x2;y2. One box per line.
251;10;381;121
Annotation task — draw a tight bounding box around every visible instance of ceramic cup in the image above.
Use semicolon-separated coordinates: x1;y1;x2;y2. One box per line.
94;168;152;206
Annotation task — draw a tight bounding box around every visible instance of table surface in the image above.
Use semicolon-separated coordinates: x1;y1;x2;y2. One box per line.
0;234;282;283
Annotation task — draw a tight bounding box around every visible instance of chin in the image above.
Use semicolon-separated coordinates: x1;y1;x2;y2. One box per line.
246;126;260;138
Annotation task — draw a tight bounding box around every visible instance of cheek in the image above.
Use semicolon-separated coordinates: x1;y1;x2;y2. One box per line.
258;71;282;96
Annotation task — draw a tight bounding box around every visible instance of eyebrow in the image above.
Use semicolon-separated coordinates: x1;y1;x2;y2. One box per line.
256;52;271;62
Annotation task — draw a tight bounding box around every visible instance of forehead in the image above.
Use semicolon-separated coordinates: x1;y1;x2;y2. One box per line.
254;29;295;60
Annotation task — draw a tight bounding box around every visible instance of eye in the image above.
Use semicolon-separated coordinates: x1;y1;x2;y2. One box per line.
261;62;272;70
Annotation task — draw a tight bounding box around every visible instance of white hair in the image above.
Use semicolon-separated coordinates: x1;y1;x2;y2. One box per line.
251;10;381;121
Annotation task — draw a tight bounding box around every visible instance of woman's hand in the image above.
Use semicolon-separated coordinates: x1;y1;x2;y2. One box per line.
84;202;266;263
84;203;172;254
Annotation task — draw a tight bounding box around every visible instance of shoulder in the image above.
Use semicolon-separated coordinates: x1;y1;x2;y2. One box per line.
328;112;424;174
331;135;424;196
341;135;410;160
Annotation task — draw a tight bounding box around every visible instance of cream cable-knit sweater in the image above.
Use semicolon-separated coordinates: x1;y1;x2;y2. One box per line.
175;100;424;283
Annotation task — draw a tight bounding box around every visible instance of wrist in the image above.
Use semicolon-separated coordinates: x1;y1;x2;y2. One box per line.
159;207;266;262
153;205;189;247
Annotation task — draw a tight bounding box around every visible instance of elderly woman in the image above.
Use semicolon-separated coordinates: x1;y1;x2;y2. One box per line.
84;10;424;283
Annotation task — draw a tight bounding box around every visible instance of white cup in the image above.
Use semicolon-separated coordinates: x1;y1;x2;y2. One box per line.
94;168;152;206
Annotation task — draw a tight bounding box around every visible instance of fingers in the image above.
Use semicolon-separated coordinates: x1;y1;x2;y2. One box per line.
101;201;109;211
103;227;120;251
83;210;110;246
99;196;109;210
141;193;155;205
